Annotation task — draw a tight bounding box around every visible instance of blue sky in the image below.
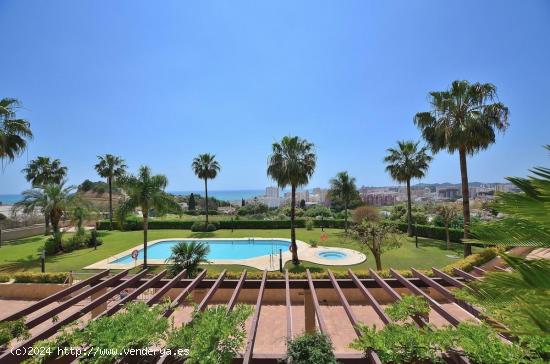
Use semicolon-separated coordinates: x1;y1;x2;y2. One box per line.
1;0;549;193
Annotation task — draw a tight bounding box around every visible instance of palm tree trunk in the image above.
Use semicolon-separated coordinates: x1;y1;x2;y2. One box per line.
344;201;348;233
204;178;209;228
459;148;472;257
44;214;50;235
108;176;113;230
406;178;413;237
143;212;148;268
290;184;298;265
445;222;450;250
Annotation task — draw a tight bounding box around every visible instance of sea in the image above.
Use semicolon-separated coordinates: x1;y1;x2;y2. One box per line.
0;189;266;205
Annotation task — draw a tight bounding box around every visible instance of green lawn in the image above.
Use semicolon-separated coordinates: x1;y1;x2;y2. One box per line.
0;228;476;275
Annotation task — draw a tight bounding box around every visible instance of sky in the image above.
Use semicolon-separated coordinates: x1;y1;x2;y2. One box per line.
1;0;549;194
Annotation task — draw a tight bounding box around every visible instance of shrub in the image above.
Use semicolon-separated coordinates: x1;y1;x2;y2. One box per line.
190;221;217;232
0;319;29;348
167;305;253;364
385;295;430;322
44;232;63;255
309;239;318;248
287;332;338;364
12;272;69;284
62;231;88;252
87;229;103;248
441;248;499;274
0;274;10;283
97;218;349;230
386;220;464;243
305;219;314;231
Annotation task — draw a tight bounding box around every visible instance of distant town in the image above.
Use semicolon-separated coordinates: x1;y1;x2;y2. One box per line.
213;182;520;210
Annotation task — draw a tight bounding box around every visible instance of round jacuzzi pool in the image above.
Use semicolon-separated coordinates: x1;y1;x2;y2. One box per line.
317;250;347;260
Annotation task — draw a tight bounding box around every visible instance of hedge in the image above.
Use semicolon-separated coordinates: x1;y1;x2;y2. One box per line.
388;221;464;243
441;248;499;275
12;272;70;284
97;219;348;231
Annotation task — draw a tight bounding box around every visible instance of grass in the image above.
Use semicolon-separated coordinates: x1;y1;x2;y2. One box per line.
0;228;478;275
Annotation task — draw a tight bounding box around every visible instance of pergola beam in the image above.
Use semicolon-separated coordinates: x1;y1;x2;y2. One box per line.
197;270;226;312
0;270;110;323
242;270;267;364
228;270;247;311
306;269;328;334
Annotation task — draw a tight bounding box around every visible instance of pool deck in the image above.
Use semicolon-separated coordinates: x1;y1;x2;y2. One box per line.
83;238;367;271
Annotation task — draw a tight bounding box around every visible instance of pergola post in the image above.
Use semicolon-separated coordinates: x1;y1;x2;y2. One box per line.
304;288;316;333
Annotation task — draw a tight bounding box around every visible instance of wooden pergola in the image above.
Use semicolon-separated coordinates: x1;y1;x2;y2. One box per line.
0;266;496;364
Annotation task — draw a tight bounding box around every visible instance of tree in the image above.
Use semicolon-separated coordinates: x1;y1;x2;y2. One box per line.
95;154;127;230
166;241;210;278
352;205;379;224
22;156;68;234
188;193;196;211
15;181;77;241
384;141;432;237
352;221;402;270
329;171;358;232
414;80;509;256
192;154;220;228
463;145;550;345
117;166;182;268
267;136;316;265
70;203;97;234
241;198;245;207
0;98;32;168
22;156;67;187
434;203;459;249
299;199;306;209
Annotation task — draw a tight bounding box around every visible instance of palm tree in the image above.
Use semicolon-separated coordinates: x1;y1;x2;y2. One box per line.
20;157;68;234
329;171;357;233
414;80;509;256
22;156;67;187
434;203;459;249
267;136;316;265
191;154;220;228
15;181;76;237
464;147;550;338
0;98;32;168
94;154;127;230
117;166;182;268
384;141;432;237
166;241;210;278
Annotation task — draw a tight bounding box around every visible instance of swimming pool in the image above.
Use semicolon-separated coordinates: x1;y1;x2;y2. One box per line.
112;239;290;264
316;250;348;260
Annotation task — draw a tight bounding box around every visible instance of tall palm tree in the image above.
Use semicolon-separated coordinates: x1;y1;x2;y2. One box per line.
267;136;316;265
0;98;32;168
414;80;509;256
117;166;182;268
384;140;432;237
95;154;127;230
191;154;220;228
22;157;67;186
21;156;68;234
15;181;76;237
329;171;357;233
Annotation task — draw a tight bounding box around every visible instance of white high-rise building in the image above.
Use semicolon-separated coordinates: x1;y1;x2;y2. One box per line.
265;186;279;198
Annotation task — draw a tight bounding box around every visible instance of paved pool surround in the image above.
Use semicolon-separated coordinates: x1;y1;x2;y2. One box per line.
84;238;367;271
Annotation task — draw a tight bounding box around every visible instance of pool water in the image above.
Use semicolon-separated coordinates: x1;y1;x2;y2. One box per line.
113;239;290;264
317;251;347;260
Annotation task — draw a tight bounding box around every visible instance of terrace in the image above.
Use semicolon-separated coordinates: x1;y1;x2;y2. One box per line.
0;265;498;364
